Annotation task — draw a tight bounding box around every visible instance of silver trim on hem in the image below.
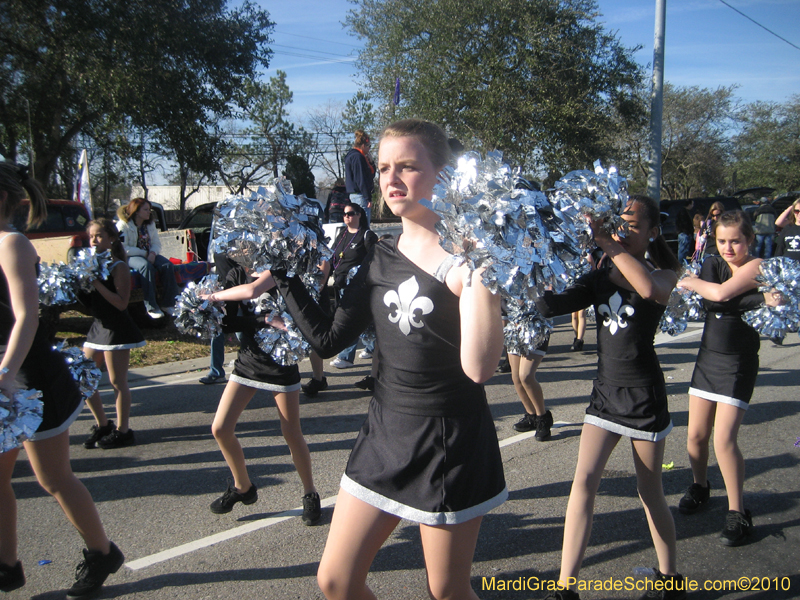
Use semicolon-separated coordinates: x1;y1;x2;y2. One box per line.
583;414;673;442
340;473;508;526
229;374;301;393
688;387;749;411
84;341;146;351
27;399;85;442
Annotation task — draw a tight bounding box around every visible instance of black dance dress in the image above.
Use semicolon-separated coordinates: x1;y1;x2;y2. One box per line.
274;237;507;525
83;260;146;351
536;265;672;441
688;256;764;410
224;267;301;393
0;232;83;441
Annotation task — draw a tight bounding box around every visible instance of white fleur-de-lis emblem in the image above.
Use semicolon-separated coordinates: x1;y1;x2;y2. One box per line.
789;237;800;250
598;291;634;335
384;276;434;336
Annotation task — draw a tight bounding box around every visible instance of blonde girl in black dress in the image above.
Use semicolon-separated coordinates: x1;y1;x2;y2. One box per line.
269;120;506;600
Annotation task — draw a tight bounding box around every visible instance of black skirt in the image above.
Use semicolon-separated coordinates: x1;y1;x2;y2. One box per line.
84;318;146;351
229;349;301;393
689;347;758;411
1;341;83;442
584;378;673;442
342;397;508;525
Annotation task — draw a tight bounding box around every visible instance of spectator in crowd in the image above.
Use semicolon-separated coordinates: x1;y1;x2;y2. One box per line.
344;131;375;226
325;178;349;224
751;198;777;258
676;199;694;263
116;198;179;319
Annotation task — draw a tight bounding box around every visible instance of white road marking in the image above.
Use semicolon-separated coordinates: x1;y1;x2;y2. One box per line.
126;495;338;570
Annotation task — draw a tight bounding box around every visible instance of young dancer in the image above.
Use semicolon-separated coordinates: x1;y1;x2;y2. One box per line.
0;161;123;597
676;210;770;546
81;218;146;449
261;119;506;599
537;195;685;600
508;332;553;441
202;265;321;525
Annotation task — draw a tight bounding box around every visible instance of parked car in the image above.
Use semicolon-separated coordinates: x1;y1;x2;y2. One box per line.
178;202;216;261
13;199;91;263
659;196;742;256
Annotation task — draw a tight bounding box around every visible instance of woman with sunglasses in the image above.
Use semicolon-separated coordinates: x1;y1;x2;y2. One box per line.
326;204;378;371
774;199;800;261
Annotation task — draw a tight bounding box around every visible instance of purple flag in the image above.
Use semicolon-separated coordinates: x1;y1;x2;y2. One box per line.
393;77;400;105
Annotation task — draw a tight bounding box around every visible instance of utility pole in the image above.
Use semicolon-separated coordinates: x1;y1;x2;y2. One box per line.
647;0;666;200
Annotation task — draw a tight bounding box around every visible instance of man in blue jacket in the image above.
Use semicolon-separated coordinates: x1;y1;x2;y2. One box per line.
344;130;375;226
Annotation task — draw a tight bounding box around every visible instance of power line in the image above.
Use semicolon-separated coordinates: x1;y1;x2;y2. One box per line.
718;0;800;52
271;50;355;64
273;29;361;49
271;43;352;59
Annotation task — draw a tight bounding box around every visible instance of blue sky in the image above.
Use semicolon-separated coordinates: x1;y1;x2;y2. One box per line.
260;0;800;121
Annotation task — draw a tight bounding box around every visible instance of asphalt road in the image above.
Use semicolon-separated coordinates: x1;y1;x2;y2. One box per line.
8;319;800;599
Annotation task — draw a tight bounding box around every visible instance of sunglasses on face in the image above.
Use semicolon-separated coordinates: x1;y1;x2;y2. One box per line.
343;212;358;217
711;212;721;217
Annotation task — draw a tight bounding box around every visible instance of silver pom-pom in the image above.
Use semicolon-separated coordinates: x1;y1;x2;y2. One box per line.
211;180;332;292
38;248;113;305
71;248;113;292
250;293;311;366
551;160;630;237
0;368;44;452
503;301;552;358
53;342;102;401
38;262;78;306
174;274;225;340
661;262;706;335
743;257;800;341
419;151;596;304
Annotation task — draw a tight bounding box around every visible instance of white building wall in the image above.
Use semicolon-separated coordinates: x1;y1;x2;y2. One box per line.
129;186;233;211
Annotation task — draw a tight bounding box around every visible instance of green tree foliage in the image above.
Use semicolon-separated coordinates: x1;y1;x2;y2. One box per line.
0;0;273;190
283;154;316;198
346;0;643;178
733;96;800;192
616;83;737;200
243;72;313;179
341;91;377;136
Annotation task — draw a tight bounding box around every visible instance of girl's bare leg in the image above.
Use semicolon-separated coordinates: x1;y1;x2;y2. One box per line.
309;352;324;381
106;349;132;432
419;517;483;600
83;347;109;426
0;448;20;566
515;353;546;416
317;489;400;600
571;310;586;340
272;391;316;494
686;395;716;485
631;437;678;576
713;403;747;513
24;432;110;553
558;424;620;588
211;381;257;492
